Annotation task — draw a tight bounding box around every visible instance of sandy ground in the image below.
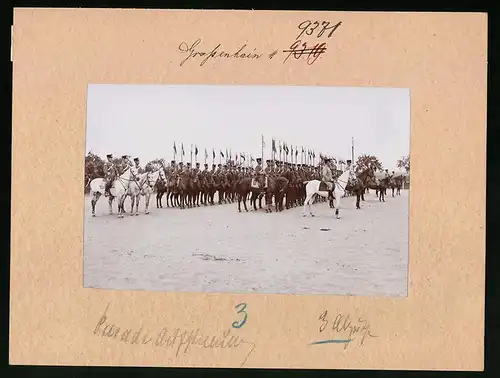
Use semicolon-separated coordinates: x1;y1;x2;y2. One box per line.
83;190;409;297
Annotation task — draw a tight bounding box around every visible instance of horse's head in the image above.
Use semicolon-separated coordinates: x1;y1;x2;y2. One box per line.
258;175;266;191
147;170;161;187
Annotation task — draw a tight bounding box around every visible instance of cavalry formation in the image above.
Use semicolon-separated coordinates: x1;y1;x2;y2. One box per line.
88;155;408;219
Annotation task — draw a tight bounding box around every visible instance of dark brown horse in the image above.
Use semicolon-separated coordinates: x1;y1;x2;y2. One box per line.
155;178;168;208
269;176;289;212
345;175;365;209
234;177;264;212
389;175;404;196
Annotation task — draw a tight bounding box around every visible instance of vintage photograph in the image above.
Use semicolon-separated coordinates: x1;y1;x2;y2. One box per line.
84;84;410;297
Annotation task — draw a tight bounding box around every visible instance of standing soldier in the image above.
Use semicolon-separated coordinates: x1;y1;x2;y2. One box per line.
104;154;117;197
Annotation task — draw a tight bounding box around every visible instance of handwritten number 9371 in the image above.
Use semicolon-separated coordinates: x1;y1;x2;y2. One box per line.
232;303;248;329
296;20;342;40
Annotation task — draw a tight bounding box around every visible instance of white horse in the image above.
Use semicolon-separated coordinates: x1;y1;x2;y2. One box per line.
302;170;351;218
127;169;162;215
89;167;133;218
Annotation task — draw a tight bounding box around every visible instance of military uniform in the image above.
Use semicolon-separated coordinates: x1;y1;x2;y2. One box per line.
322;160;334;194
104;154;117;196
131;158;143;178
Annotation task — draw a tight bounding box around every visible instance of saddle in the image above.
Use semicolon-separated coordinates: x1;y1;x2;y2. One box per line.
251;176;268;189
318;181;335;198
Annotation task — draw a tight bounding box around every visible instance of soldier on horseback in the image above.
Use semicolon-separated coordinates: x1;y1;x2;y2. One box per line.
321;157;335;200
132;157;143;176
104;153;118;197
253;158;267;189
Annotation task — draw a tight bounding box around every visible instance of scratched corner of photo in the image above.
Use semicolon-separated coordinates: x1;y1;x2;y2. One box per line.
83;84;410;298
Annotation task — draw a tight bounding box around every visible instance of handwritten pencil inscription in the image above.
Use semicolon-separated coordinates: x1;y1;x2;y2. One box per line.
93;303;256;367
310;310;377;349
176;20;342;67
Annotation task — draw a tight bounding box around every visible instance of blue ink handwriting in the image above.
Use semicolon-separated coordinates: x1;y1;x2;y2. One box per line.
232;302;248;329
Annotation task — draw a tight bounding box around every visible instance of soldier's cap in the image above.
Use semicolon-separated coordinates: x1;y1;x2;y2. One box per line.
196;162;200;166
204;163;208;167
171;160;176;164
256;157;262;162
218;164;222;167
266;159;271;163
179;162;183;165
134;157;139;162
187;162;191;166
106;154;113;159
212;163;216;167
121;155;128;159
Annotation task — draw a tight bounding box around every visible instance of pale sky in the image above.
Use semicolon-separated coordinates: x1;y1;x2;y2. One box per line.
86;84;410;169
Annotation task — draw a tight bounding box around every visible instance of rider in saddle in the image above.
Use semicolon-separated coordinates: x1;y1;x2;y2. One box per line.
184;162;192;180
165;160;175;176
176;162;184;180
132;157;143;176
321;157;335;200
253;158;266;188
193;162;200;181
384;168;391;180
265;160;275;176
104;153;118;197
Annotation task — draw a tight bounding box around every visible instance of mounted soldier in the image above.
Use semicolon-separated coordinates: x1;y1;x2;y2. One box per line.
252;157;267;189
194;162;201;175
104;154;118;197
122;155;133;168
321;157;335;200
132;157;143;176
184;162;192;179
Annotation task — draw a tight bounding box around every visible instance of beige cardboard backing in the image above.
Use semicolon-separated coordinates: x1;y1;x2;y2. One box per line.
10;9;487;370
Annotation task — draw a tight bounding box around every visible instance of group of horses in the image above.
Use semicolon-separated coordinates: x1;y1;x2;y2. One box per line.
88;165;406;219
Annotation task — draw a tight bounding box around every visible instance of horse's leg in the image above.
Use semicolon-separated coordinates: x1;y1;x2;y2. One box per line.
135;195;140;215
251;192;258;211
129;196;135;216
304;194;313;216
108;196;114;215
302;194;311;216
121;196;127;218
243;191;249;212
356;193;361;209
145;193;150;214
91;192;100;217
117;196;123;218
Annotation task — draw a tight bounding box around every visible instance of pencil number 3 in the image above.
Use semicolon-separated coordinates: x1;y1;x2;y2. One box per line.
232;303;248;329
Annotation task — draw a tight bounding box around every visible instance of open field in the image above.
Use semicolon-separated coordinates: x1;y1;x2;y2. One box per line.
84;189;409;297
